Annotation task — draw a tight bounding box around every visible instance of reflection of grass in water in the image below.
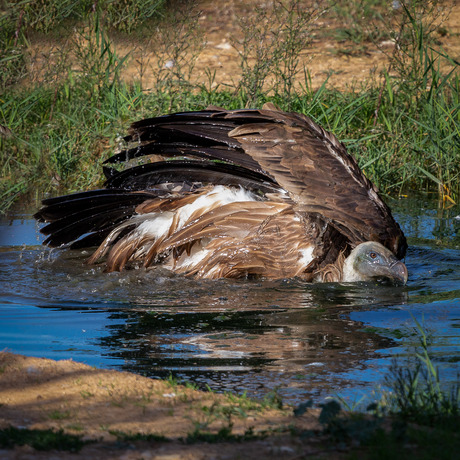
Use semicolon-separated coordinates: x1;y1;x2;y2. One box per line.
359;326;414;339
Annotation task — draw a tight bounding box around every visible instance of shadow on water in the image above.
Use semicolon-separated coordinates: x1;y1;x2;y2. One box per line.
0;195;459;404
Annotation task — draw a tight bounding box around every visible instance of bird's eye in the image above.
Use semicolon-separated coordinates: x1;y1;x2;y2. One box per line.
370;252;377;259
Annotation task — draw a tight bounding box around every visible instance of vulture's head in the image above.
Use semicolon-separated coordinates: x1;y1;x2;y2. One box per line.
342;241;408;285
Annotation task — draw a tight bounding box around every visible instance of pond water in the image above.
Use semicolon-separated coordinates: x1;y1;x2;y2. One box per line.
1;196;459;406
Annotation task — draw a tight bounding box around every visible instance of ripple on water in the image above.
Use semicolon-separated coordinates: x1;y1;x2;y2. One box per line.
0;198;459;405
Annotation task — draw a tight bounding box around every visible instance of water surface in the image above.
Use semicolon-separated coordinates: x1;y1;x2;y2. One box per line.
1;196;459;405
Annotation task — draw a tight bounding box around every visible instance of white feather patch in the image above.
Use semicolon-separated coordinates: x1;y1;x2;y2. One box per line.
298;246;314;266
175;245;210;271
136;185;257;240
136;211;175;239
177;185;257;227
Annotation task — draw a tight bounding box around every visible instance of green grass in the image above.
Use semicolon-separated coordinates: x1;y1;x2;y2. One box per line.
344;418;460;460
185;426;264;444
0;0;458;213
327;0;388;47
108;429;169;443
48;409;72;420
380;316;460;424
0;0;166;35
0;426;88;452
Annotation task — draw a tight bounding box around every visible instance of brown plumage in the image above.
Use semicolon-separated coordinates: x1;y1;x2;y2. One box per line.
34;104;408;283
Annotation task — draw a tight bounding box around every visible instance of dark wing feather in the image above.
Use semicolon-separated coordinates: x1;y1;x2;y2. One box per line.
105;143;263;173
103;160;279;195
225;104;407;258
34;190;156;247
36;104;406;267
106;112;267;175
35;190;155;221
108;104;406;258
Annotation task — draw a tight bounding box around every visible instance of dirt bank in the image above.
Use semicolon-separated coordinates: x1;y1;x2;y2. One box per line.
0;352;336;459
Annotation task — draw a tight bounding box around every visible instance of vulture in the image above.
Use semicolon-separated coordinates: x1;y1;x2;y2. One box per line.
35;103;408;284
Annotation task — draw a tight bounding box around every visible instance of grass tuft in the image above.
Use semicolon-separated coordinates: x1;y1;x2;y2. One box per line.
108;429;169;442
381;316;460;425
0;426;88;452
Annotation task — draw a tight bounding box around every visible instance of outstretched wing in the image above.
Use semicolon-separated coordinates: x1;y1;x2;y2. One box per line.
35;104;406;277
226;103;407;258
109;104;406;258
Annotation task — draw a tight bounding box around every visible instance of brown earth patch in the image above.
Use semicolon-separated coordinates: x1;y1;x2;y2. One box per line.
27;1;460;93
0;352;337;459
116;0;460;92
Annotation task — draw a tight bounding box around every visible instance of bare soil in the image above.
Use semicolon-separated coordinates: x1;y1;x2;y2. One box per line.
116;0;460;92
28;1;460;93
0;352;330;459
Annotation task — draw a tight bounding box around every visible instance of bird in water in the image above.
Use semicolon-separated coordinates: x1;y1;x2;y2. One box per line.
35;103;408;284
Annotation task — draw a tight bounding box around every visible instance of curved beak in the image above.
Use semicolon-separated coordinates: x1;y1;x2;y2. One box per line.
388;260;408;285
